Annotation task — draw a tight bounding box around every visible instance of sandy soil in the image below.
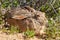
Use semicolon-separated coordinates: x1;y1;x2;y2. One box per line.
0;31;43;40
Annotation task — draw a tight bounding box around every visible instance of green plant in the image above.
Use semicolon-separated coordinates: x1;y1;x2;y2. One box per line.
10;25;19;34
1;0;19;8
24;29;35;38
45;17;60;40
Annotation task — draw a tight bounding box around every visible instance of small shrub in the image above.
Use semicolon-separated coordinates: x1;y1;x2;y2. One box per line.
24;29;35;38
10;25;19;34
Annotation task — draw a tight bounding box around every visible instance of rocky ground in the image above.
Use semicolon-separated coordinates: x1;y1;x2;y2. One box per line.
0;31;44;40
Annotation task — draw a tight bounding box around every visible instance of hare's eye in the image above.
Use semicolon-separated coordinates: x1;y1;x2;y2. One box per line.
36;15;40;17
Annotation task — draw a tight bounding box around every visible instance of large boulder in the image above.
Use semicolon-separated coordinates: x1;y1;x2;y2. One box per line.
3;6;48;35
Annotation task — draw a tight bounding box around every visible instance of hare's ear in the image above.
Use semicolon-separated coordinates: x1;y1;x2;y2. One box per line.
12;15;27;20
24;6;35;12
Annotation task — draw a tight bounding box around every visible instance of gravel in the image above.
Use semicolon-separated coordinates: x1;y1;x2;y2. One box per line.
0;31;43;40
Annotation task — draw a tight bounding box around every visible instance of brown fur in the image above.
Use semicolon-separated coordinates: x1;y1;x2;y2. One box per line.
4;6;48;35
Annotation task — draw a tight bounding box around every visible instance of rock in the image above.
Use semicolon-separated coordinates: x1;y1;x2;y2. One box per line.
0;32;25;40
0;32;45;40
25;36;40;40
